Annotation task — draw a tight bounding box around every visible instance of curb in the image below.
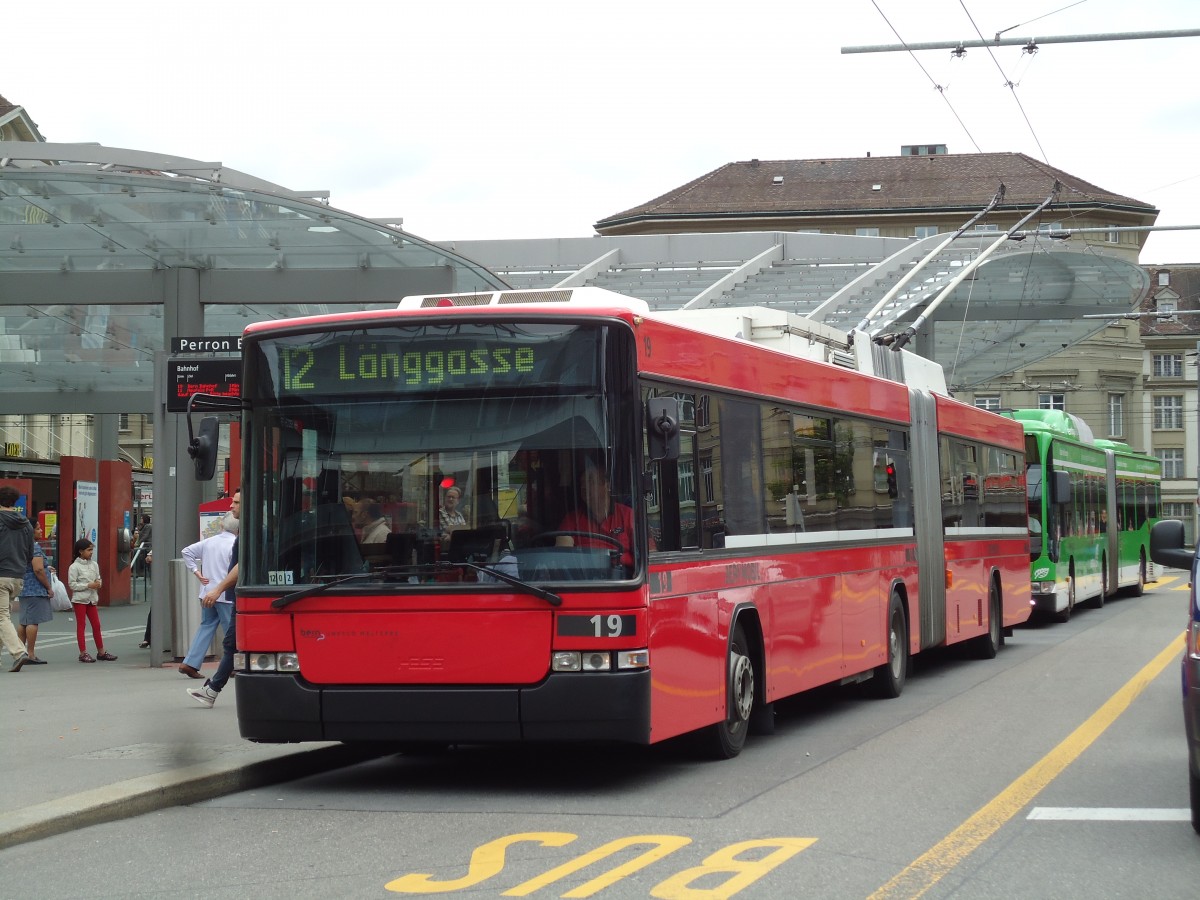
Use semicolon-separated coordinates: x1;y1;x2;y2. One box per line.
0;743;384;850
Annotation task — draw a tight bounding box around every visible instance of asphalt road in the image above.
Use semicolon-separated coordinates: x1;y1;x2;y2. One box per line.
4;573;1198;899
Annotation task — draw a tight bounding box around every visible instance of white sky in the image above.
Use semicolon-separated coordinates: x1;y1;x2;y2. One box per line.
7;0;1198;262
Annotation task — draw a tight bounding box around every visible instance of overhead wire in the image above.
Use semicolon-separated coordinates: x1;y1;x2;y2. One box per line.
868;0;984;152
957;0;1052;163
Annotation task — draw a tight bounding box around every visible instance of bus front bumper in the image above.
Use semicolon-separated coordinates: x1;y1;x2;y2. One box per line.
233;670;652;745
1031;587;1066;614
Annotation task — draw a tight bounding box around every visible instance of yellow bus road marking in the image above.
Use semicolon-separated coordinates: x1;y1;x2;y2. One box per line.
385;834;816;897
869;632;1185;900
1028;807;1191;821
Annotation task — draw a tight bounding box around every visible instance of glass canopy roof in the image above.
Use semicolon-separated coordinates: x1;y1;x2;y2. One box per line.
0;143;508;398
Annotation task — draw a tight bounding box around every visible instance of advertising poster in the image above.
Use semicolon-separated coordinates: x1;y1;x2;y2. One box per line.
75;480;100;550
198;497;233;540
36;510;57;541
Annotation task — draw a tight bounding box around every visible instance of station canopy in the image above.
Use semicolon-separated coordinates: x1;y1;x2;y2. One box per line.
0;142;506;403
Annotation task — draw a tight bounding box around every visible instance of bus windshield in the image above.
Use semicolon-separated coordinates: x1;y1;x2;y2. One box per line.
241;320;640;589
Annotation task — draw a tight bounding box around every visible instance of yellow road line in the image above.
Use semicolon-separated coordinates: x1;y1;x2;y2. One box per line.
869;631;1185;900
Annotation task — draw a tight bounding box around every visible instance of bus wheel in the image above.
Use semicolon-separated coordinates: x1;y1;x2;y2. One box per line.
1130;556;1146;597
702;625;754;759
1055;574;1075;623
871;592;908;698
1088;558;1107;609
971;581;1002;659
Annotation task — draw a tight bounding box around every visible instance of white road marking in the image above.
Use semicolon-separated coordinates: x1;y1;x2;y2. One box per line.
1028;807;1191;821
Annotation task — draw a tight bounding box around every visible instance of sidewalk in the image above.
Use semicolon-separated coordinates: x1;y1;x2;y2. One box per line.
0;597;372;849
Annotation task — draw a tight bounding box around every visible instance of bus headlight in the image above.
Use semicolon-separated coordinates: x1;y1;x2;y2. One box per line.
552;651;581;672
552;650;649;672
617;649;649;670
245;652;300;673
581;652;611;672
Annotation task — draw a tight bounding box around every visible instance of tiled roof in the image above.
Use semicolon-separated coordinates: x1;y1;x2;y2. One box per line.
1141;265;1200;337
596;152;1156;229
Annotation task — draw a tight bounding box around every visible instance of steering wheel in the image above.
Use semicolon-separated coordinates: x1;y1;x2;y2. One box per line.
530;530;624;552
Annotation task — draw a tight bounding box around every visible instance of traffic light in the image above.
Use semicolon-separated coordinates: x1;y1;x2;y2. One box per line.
886;462;897;499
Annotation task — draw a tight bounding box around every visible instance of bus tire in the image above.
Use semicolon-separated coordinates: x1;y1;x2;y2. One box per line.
871;592;908;698
971;580;1002;659
1087;557;1106;609
701;624;754;759
1055;573;1075;623
1130;556;1146;597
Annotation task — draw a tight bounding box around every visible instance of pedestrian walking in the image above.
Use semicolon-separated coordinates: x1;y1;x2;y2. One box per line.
67;538;117;663
0;485;36;672
189;488;240;708
177;512;238;678
17;542;53;664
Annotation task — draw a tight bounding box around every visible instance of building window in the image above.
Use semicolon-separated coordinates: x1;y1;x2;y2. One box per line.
1153;395;1184;430
914;226;939;239
1157;448;1185;479
1158;271;1171;287
1157;298;1178;320
1038;393;1065;411
1153;353;1184;378
1163;502;1196;546
1037;222;1065;233
1105;225;1120;244
1107;393;1124;437
855;227;880;237
974;224;999;232
118;413;130;432
700;452;714;501
974;395;1001;411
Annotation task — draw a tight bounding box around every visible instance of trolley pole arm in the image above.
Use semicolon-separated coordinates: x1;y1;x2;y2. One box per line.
886;183;1060;351
849;184;1006;338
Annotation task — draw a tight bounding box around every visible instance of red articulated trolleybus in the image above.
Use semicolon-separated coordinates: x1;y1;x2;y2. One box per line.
187;287;1030;757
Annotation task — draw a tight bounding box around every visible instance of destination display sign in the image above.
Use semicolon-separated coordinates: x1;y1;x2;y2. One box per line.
261;326;600;397
166;358;242;412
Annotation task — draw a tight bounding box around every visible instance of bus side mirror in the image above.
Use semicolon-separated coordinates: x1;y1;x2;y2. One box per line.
1050;470;1071;504
1150;519;1194;571
646;397;680;461
189;416;220;481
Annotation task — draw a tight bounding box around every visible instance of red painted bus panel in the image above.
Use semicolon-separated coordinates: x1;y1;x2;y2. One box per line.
291;610;552;685
935;394;1024;449
633;317;911;423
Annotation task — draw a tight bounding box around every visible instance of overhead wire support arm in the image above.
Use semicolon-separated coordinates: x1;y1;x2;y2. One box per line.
848;184;1006;338
885;182;1061;351
842;29;1200;54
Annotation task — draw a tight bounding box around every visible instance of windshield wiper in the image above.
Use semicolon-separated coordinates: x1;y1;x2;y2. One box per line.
270;563;562;609
442;561;562;606
271;572;385;609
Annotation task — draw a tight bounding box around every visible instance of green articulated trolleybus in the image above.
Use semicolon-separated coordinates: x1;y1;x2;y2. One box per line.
1005;409;1161;622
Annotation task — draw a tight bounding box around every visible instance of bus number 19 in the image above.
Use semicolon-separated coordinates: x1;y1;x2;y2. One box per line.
591;614;623;637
